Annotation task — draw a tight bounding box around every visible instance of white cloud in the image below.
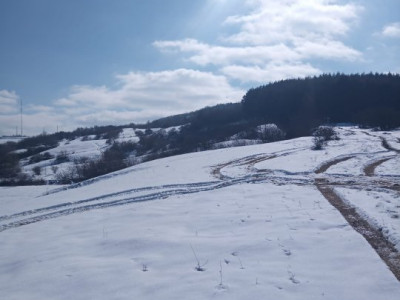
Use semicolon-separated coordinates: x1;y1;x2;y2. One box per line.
0;111;65;136
224;0;361;45
221;63;321;83
155;0;363;83
57;68;243;110
53;68;244;127
154;39;301;65
293;38;362;61
0;1;368;136
0;70;244;136
381;22;400;38
0;90;19;114
26;104;55;113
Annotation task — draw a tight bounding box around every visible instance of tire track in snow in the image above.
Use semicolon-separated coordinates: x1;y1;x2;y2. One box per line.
364;157;396;177
3;130;400;284
381;137;400;153
315;183;400;281
3;151;398;233
314;155;355;174
211;147;307;180
0;182;230;232
0;173;313;232
0;181;220;223
314;152;400;281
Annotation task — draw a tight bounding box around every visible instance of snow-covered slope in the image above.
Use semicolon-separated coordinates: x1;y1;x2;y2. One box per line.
18;126;171;181
1;127;399;299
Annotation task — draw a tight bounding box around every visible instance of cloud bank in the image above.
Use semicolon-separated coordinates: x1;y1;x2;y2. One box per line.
381;22;400;38
155;0;362;83
2;0;369;136
1;70;244;135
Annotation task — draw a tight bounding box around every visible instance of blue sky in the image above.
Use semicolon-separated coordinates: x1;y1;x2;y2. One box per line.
0;0;399;135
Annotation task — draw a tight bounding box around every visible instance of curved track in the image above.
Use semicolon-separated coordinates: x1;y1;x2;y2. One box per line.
1;130;399;280
364;157;395;176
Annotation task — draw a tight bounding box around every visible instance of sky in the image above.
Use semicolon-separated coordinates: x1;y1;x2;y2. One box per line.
0;0;399;136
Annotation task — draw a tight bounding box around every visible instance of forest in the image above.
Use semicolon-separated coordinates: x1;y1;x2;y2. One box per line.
241;73;400;137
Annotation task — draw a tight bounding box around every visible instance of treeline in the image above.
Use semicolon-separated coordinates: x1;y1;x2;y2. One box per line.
242;73;400;136
10;73;399;158
151;73;400;141
1;73;399;185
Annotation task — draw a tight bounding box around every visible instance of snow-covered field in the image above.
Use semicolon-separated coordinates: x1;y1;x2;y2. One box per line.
1;127;399;299
0;136;25;144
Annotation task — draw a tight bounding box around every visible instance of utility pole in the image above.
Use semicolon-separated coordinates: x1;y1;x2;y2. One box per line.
20;98;23;136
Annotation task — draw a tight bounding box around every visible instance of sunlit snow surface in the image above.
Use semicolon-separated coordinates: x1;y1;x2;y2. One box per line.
1;127;399;299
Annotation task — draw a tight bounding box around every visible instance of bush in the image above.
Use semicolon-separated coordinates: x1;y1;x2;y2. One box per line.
0;172;45;186
256;124;286;142
312;137;325;150
312;126;338;150
28;152;54;164
0;153;20;178
313;126;338;141
51;165;58;174
104;129;122;144
32;166;41;176
54;151;70;164
55;147;129;183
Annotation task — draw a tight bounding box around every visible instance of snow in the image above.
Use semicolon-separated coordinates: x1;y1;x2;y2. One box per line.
254;128;389;175
1;126;399;299
16;126;185;182
0;136;24;144
47;138;108;160
116;128;140;143
336;187;400;251
1;184;399;300
376;156;400;176
212;139;261;149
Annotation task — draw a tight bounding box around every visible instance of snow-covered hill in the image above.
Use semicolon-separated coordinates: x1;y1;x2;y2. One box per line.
16;128;140;182
1;127;399;299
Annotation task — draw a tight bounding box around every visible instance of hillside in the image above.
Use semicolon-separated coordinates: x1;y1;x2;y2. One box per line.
1;73;399;185
152;73;400;137
1;126;400;299
242;73;400;136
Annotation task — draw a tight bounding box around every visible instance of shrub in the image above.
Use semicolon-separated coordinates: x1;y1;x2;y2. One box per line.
32;166;41;175
312;126;338;150
28;152;54;164
0;153;20;178
312;136;325;150
51;165;58;174
54;151;70;164
55;147;129;183
256;124;286;142
312;126;338;141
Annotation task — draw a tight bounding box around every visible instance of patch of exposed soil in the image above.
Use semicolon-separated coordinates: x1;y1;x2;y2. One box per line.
364;157;394;176
316;183;400;281
381;137;400;153
315;156;355;174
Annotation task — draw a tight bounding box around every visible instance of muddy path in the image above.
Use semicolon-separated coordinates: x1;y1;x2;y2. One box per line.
211;148;307;180
362;131;400;153
211;153;276;180
381;137;400;153
364;157;395;176
315;183;400;281
314;156;355;174
314;153;400;281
